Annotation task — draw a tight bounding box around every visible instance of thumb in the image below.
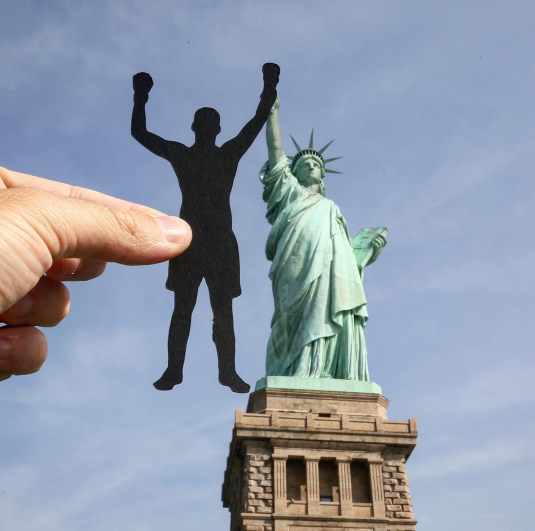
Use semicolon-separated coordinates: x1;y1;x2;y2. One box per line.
0;188;191;306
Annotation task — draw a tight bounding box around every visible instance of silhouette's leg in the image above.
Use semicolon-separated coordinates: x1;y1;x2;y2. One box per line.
154;275;202;391
207;280;250;393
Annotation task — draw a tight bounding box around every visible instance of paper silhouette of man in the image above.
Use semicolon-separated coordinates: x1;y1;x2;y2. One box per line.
132;64;280;392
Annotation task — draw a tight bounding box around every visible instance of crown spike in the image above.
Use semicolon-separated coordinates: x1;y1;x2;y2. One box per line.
290;135;302;153
318;139;335;155
323;156;342;164
325;169;342;174
309;129;314;149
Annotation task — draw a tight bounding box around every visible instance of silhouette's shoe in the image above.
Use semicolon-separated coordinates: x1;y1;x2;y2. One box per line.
219;371;250;393
153;369;183;391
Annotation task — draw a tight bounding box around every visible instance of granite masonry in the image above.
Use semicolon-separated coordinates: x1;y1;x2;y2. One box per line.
222;387;417;531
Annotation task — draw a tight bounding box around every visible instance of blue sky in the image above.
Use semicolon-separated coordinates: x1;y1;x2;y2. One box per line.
1;1;535;529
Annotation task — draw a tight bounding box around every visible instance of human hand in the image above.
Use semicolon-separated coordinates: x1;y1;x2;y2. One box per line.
0;166;192;383
133;72;154;104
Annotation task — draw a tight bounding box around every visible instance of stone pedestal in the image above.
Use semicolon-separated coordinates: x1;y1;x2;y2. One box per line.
222;385;417;531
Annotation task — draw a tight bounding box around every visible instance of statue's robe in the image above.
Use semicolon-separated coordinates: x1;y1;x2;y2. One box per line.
259;157;369;380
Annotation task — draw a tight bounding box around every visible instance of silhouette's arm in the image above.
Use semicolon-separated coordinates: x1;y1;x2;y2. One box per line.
223;63;280;160
131;72;183;160
266;95;284;170
131;102;176;160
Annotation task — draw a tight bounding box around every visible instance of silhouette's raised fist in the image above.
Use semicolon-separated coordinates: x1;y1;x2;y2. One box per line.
133;72;154;94
262;63;280;87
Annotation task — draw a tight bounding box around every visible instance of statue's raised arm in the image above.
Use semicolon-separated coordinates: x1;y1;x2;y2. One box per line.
266;95;284;170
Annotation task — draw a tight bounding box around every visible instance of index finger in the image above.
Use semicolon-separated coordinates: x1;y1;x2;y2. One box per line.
0;166;165;216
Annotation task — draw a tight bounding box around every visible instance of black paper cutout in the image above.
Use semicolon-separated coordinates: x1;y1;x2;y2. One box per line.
131;64;280;393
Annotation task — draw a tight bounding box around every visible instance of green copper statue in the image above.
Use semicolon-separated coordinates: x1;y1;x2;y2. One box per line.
259;96;387;382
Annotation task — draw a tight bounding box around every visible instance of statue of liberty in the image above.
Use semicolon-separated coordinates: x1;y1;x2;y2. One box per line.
259;96;387;382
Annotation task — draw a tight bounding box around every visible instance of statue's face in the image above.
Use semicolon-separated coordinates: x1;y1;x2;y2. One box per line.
295;156;323;186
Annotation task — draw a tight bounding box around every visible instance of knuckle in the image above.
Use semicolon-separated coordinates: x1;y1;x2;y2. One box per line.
67;184;86;201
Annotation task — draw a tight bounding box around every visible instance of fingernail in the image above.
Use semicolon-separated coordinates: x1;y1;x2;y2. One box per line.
10;295;35;319
153;216;190;244
61;259;83;277
0;339;11;359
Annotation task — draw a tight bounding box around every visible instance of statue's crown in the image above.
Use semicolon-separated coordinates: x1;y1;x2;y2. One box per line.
289;129;342;176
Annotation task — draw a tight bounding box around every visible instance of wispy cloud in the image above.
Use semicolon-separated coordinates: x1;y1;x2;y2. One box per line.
411;438;531;479
436;361;535;414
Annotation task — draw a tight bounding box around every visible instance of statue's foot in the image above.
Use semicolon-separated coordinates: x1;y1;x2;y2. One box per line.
219;371;250;394
153;369;183;391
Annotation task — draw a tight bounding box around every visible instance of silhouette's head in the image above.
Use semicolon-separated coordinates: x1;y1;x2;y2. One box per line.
191;107;221;139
